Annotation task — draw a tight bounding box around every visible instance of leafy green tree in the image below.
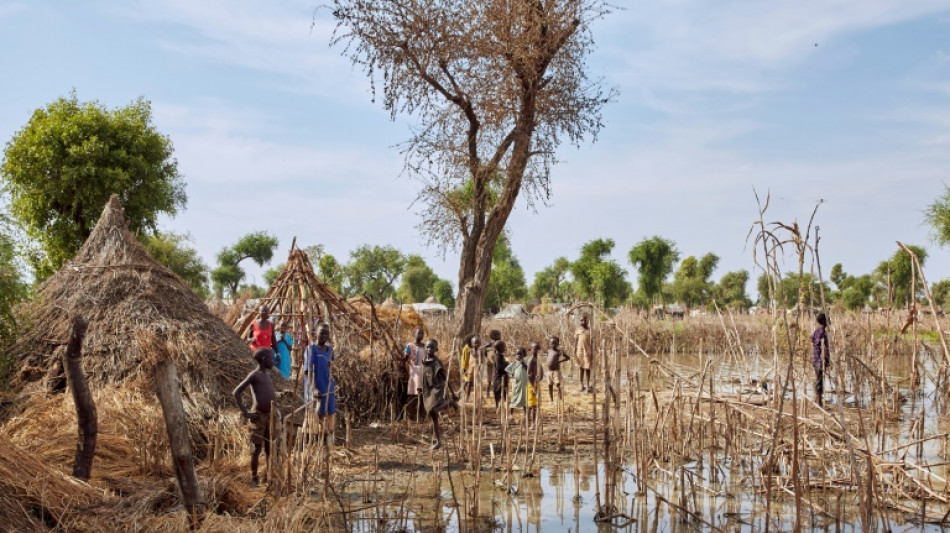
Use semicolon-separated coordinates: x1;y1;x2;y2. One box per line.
530;256;571;301
1;93;185;277
397;255;439;302
841;275;874;311
263;263;284;288
931;279;950;308
0;221;27;346
317;254;347;294
628;236;679;303
140;232;210;299
211;232;279;299
433;279;456;308
570;238;631;308
757;271;828;309
875;245;927;308
671;253;719;307
484;235;528;310
829;263;848;291
715;270;751;309
926;184;950;247
346;245;406;302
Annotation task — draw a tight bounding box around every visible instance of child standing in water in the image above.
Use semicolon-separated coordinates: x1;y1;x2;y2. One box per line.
812;313;830;406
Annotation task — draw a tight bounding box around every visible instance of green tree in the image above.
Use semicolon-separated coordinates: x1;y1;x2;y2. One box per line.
841;274;874;311
628;236;679;303
346;245;406;302
829;263;848;291
140;232;210;299
926;184;950;246
484;235;528;310
0;220;27;349
263;263;284;288
570;238;631;308
757;272;828;309
671;253;719;307
530;256;571;301
931;279;950;308
875;245;927;308
317;254;347;295
715;270;751;309
397;255;439;302
1;93;185;278
433;279;456;308
210;232;279;299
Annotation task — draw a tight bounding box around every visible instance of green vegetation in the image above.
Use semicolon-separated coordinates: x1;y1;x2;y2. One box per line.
628;236;679;304
1;93;185;278
141;232;210;299
211;232;279;299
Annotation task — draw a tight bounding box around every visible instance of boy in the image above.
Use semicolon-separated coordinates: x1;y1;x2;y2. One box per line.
422;338;456;449
460;335;480;400
526;342;543;425
482;330;503;398
492;340;509;409
545;336;570;402
233;347;277;487
309;324;337;440
275;320;294;379
812;313;831;406
574;315;593;392
506;348;528;417
404;327;426;397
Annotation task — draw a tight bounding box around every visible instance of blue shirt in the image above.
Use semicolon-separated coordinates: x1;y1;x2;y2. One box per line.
309;344;335;396
275;332;294;379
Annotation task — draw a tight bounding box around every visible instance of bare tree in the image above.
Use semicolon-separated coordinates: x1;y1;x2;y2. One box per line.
331;0;612;344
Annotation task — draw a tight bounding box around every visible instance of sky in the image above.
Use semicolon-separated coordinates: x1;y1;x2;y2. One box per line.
1;0;949;296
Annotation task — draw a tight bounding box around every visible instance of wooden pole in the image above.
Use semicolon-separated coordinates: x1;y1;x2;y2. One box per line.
63;316;96;481
154;357;205;516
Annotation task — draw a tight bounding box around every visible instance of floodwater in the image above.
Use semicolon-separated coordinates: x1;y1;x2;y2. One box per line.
349;348;950;532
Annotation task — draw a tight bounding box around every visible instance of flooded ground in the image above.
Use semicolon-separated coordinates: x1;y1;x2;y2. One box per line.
327;344;950;532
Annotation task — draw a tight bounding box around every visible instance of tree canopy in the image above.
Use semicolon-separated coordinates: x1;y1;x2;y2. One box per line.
1;93;185;277
530;256;572;301
628;236;679;303
570;238;630;308
484;235;528;311
345;245;406;302
397;255;440;303
671;253;719;307
925;184;950;247
140;232;210;299
211;232;279;299
714;270;751;309
875;245;927;308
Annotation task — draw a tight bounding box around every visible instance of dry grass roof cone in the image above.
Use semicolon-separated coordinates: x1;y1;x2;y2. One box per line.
7;194;252;411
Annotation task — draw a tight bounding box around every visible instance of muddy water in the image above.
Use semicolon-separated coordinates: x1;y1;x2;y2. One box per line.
350;348;950;531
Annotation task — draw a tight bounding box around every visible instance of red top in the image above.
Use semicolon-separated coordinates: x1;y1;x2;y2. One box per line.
250;320;274;350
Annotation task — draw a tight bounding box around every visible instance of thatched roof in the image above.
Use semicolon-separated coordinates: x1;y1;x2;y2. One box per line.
8;195;252;409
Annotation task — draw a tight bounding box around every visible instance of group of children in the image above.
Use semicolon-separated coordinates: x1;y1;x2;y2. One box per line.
233;305;597;484
233;305;338;486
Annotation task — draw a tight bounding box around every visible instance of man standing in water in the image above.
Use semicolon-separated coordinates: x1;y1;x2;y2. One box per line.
812;313;830;406
233;347;276;487
574;314;593;393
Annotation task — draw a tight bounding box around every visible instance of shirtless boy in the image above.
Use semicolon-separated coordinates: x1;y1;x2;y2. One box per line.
233;347;276;487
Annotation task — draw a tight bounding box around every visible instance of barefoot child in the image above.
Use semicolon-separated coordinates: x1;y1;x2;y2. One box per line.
422;339;456;449
460;335;480;400
526;342;543;425
233;347;277;487
507;348;528;418
574;315;593;392
483;330;503;398
404;327;426;398
546;336;570;402
308;324;337;441
492;340;510;409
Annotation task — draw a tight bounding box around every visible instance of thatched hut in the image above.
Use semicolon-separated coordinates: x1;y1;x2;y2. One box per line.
8;195;252;410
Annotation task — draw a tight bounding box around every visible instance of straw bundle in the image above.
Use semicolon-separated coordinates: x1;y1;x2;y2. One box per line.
6;195;253;410
0;433;102;529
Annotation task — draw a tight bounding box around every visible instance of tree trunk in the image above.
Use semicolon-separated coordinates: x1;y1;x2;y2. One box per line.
153;358;205;516
63;316;96;481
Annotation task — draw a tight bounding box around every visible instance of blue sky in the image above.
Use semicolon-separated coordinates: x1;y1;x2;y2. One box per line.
2;0;949;295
